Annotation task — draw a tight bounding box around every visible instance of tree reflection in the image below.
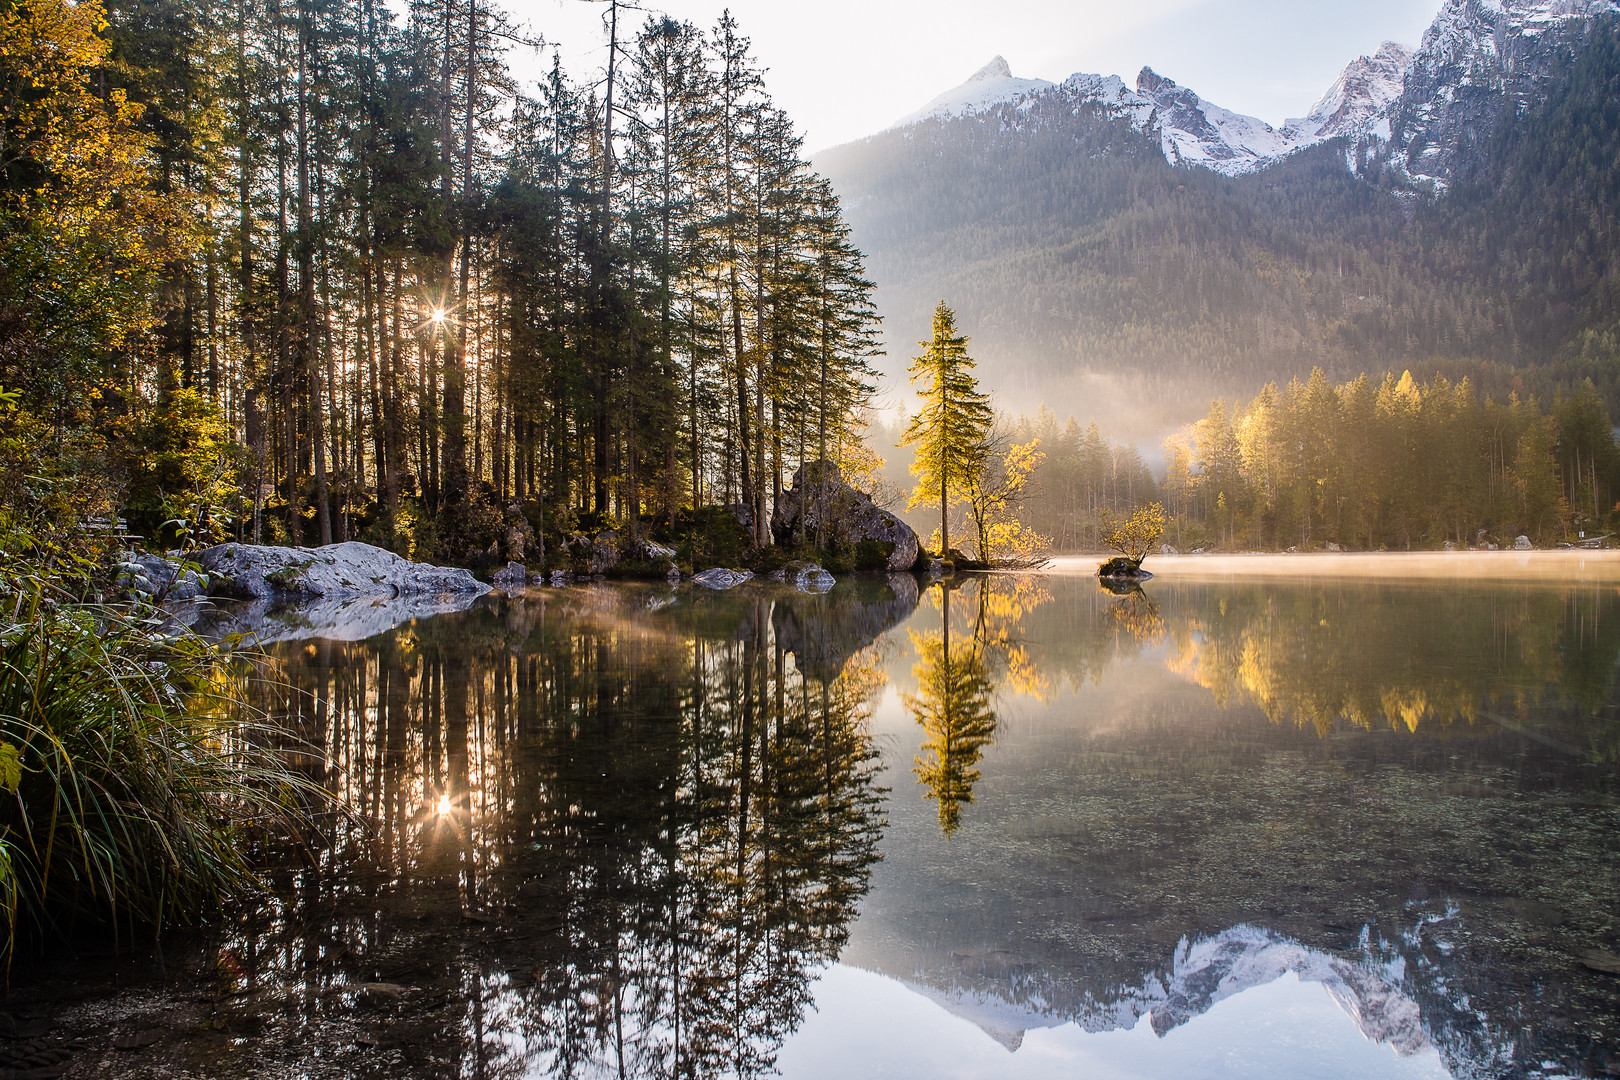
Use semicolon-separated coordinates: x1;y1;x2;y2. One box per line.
958;576;1620;755
904;578;1057;835
1102;582;1166;648
906;585;998;835
1160;584;1620;745
229;580;901;1080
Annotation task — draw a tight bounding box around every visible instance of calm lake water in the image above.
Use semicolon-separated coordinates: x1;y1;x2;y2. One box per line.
17;555;1620;1080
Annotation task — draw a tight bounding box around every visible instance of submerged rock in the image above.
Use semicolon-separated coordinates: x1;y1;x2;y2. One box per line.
691;567;754;590
768;562;837;593
773;460;919;571
197;541;487;601
794;564;836;594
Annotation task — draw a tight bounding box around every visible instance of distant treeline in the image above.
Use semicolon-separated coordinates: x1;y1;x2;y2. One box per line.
952;371;1619;554
1159;371;1619;551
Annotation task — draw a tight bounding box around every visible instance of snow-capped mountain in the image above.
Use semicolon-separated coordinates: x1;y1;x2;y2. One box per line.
890;58;1309;176
1132;68;1303;174
881;0;1620;181
816;0;1620;416
1284;41;1416;144
887;56;1053;130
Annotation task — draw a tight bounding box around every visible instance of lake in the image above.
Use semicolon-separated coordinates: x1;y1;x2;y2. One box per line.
15;555;1620;1080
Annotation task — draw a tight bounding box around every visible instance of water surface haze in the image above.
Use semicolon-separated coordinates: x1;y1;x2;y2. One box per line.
19;556;1620;1080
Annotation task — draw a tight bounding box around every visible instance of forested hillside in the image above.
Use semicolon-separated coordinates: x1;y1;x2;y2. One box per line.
816;14;1620;429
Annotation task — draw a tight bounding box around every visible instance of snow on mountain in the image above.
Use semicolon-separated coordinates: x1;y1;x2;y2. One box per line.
1391;0;1620;188
883;0;1619;180
883;924;1433;1055
888;56;1054;130
1285;41;1415;143
1133;68;1302;175
888;59;1331;177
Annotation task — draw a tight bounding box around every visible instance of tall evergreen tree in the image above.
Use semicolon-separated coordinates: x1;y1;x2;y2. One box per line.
901;301;991;559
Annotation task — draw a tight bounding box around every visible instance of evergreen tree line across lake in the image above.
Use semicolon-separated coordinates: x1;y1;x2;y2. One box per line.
963;370;1620;555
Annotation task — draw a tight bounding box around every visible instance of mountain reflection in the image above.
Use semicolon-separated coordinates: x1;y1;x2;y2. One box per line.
225;580;909;1080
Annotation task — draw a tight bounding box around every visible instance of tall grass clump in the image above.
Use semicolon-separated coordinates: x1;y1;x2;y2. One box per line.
0;586;317;962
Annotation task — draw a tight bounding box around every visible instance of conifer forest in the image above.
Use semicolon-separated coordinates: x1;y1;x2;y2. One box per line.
0;0;879;564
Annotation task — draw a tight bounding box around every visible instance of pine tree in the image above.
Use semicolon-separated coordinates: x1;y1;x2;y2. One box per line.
901;301;991;560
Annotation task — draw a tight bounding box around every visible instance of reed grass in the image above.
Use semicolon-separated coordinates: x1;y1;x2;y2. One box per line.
0;593;318;961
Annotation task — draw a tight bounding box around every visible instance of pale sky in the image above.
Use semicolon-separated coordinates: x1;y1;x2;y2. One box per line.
495;0;1444;151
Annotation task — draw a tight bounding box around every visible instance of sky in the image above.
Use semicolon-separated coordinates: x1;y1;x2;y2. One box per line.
493;0;1445;151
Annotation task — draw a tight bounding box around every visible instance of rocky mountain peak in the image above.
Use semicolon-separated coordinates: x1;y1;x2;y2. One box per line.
1287;40;1415;142
1135;66;1175;96
886;55;1053;131
968;55;1013;82
871;0;1619;185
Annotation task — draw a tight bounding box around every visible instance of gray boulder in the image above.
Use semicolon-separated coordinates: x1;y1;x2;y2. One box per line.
197;541;487;601
1514;535;1533;550
561;532;621;575
692;568;754;590
115;553;208;602
492;561;528;590
773;460;918;571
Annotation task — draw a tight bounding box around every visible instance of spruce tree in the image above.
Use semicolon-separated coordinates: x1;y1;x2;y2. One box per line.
902;301;991;560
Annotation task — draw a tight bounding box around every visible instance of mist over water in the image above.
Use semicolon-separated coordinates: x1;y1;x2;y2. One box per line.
1052;549;1620;584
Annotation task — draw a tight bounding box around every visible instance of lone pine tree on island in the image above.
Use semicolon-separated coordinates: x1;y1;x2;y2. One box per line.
902;302;993;563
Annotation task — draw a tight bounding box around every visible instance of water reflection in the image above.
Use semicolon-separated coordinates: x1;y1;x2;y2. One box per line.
854;572;1620;1080
905;582;998;835
22;568;1620;1080
223;581;912;1079
956;574;1620;759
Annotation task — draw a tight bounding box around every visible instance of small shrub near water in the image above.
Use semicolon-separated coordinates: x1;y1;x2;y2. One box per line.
0;591;317;962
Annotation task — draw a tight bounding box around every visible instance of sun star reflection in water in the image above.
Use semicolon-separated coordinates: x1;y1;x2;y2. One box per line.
436;793;452;817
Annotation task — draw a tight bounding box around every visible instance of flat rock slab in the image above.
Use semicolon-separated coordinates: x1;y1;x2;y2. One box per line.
197;541;488;601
